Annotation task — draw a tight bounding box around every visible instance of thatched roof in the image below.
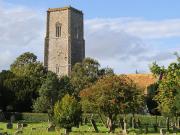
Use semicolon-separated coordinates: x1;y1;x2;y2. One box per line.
126;74;157;94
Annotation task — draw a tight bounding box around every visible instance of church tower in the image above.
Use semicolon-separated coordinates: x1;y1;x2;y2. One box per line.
44;6;85;76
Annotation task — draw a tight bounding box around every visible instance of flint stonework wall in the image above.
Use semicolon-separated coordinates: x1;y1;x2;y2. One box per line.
44;7;85;77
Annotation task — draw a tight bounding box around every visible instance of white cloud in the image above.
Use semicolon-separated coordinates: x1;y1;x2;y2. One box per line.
85;18;180;39
85;18;178;73
0;2;45;71
0;50;14;70
0;2;178;73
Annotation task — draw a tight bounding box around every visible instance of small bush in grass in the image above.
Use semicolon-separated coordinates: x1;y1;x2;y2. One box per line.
54;94;82;133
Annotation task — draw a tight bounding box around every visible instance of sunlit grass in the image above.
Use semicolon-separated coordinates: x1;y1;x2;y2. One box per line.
0;122;180;135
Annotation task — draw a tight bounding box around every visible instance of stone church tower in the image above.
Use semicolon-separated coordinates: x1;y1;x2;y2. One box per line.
44;6;85;76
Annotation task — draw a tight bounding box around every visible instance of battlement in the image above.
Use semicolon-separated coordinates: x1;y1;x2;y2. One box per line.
47;6;83;14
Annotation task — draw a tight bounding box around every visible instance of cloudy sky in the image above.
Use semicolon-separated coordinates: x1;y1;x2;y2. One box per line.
0;0;179;74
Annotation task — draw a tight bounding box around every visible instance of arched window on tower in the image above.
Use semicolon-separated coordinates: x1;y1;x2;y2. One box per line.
74;26;79;39
56;22;61;37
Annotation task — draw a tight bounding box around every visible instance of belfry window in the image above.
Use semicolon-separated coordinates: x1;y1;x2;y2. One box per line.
56;22;61;37
75;26;79;39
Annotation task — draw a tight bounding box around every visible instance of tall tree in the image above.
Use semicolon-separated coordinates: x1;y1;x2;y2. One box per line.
33;74;74;114
58;76;74;99
10;52;45;77
154;63;180;116
80;75;143;132
151;55;180;117
33;72;59;116
3;52;46;112
71;58;100;96
5;76;41;112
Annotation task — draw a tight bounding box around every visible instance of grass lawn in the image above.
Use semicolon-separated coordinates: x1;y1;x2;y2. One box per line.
0;122;180;135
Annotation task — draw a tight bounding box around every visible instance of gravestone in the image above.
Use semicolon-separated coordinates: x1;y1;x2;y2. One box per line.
130;117;135;128
6;122;13;129
10;115;15;123
119;118;124;129
14;130;23;135
91;119;99;133
64;129;68;135
31;127;36;131
160;128;166;135
137;118;141;128
166;117;170;131
122;120;127;135
21;123;28;127
0;110;5;121
17;122;22;129
144;124;148;134
172;124;177;135
129;117;133;128
153;124;158;132
64;128;71;135
84;117;88;125
158;120;161;127
178;117;180;128
47;123;55;132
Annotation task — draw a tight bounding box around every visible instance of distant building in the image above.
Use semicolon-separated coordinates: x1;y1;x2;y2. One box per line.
44;6;85;76
126;74;156;94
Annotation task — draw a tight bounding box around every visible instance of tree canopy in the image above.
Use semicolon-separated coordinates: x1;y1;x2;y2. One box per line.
80;75;144;132
150;55;180;116
54;94;82;132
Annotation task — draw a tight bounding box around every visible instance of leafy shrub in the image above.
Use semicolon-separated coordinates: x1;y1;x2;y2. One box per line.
54;94;82;131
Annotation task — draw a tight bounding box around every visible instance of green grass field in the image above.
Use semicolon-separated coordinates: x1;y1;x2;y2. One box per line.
0;122;180;135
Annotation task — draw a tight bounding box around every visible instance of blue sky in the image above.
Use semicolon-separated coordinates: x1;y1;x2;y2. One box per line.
5;0;180;19
0;0;179;73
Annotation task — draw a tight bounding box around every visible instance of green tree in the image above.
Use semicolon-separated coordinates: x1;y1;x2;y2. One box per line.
150;55;180;131
32;96;50;113
10;52;45;77
2;52;46;112
33;72;59;116
153;61;180;116
0;70;15;111
71;58;100;96
58;76;74;99
150;62;166;77
4;75;41;112
54;94;82;133
80;75;143;132
146;83;160;115
33;73;74;115
98;67;114;77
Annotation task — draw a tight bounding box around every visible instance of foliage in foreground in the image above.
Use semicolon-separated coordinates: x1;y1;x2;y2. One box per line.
54;94;82;132
150;54;180;116
0;52;46;112
80;75;144;132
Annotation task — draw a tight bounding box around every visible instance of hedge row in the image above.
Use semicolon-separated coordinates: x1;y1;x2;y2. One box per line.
4;112;48;122
82;113;176;128
3;112;177;128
